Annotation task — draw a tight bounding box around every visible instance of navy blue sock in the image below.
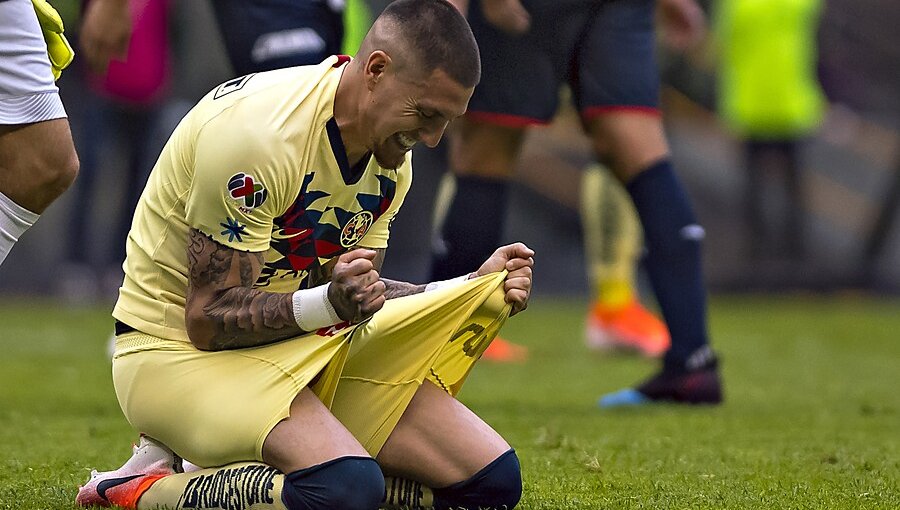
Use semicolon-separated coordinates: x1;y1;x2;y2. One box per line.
626;160;710;369
430;176;510;281
282;456;384;510
433;449;522;510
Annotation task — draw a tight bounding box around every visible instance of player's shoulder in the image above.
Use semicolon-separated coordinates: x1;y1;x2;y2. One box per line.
190;57;347;149
194;56;346;122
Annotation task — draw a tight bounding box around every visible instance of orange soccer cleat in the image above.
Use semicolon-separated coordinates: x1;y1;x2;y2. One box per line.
481;336;529;363
585;299;670;357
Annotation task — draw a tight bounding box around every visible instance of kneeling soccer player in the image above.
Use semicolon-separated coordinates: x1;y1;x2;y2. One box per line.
75;1;532;509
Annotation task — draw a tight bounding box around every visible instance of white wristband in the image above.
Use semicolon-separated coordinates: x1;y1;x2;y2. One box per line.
292;283;341;331
424;273;471;292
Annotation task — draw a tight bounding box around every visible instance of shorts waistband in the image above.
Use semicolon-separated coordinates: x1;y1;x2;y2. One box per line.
113;324;188;354
114;320;137;336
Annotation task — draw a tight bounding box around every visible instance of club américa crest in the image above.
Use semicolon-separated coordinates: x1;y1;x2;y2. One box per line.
228;172;268;212
340;211;374;247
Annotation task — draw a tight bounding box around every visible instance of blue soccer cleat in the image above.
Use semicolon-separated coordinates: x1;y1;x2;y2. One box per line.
599;347;723;408
598;388;651;407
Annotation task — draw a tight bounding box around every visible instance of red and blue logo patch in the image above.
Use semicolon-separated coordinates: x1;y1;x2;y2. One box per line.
228;172;268;211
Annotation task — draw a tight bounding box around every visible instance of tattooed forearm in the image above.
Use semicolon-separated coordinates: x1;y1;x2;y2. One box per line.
202;287;305;350
381;278;427;299
185;228;307;350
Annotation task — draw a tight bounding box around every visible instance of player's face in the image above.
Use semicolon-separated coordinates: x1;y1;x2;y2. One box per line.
365;67;473;170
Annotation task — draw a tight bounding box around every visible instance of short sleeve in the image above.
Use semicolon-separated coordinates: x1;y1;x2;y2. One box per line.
184;119;290;252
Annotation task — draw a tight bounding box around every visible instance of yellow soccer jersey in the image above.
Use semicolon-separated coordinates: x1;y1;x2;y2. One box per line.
113;56;412;342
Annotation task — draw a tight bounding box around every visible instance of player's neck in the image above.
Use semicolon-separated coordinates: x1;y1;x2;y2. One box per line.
333;65;369;165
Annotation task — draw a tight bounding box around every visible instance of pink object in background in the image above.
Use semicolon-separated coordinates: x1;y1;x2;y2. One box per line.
88;0;170;106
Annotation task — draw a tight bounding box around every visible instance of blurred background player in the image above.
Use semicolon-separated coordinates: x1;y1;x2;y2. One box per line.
435;0;721;405
0;0;78;267
581;0;713;357
713;0;826;267
60;0;172;299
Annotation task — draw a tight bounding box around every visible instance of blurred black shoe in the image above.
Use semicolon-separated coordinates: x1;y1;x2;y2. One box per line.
599;346;723;408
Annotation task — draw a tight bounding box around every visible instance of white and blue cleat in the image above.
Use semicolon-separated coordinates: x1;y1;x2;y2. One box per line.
598;388;651;408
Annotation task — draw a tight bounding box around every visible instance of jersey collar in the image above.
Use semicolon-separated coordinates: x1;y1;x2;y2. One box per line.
325;117;371;185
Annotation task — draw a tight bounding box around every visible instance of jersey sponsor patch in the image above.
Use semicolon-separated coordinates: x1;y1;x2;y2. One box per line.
340;211;374;247
228;172;268;212
213;74;256;99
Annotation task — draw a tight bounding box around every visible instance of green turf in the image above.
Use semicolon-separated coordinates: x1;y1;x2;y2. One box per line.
0;296;897;509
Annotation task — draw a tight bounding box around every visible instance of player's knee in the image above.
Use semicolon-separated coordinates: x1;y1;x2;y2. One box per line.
433;449;522;510
282;456;384;510
33;137;78;181
60;148;80;189
18;143;79;211
49;143;79;192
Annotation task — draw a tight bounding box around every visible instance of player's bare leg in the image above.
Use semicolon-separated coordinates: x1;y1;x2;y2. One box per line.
582;115;671;359
0;119;78;265
448;118;523;181
261;387;371;472
588;112;721;406
580;114;672;358
587;112;670;181
77;387;384;509
377;380;522;510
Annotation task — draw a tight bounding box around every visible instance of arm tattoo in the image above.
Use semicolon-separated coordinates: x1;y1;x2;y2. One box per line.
382;278;427;299
203;287;304;350
186;229;307;350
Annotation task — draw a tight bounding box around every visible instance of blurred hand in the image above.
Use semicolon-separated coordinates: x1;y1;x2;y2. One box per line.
475;242;534;316
79;0;131;75
329;249;386;323
482;0;531;35
657;0;707;52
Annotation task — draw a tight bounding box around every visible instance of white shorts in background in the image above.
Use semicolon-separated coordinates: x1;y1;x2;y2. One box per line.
0;0;66;125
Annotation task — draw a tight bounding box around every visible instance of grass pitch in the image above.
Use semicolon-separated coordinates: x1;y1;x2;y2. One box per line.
0;296;897;509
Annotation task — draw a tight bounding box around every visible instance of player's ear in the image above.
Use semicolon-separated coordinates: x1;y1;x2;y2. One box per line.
364;50;391;91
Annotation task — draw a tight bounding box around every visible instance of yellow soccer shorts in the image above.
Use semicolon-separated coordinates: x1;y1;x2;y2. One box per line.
111;271;510;468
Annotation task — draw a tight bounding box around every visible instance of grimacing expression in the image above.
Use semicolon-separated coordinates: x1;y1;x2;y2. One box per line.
366;66;474;170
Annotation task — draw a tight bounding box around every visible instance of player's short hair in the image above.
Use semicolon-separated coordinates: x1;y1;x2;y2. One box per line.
379;0;481;88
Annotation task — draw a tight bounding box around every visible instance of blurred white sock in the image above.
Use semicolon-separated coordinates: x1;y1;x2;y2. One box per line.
0;191;39;266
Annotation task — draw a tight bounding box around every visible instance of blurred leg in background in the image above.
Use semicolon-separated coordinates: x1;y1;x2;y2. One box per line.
62;0;172;301
0;0;78;268
581;163;669;358
714;0;826;283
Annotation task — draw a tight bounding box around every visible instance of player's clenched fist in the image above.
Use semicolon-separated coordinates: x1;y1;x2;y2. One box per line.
328;249;386;323
474;243;535;316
